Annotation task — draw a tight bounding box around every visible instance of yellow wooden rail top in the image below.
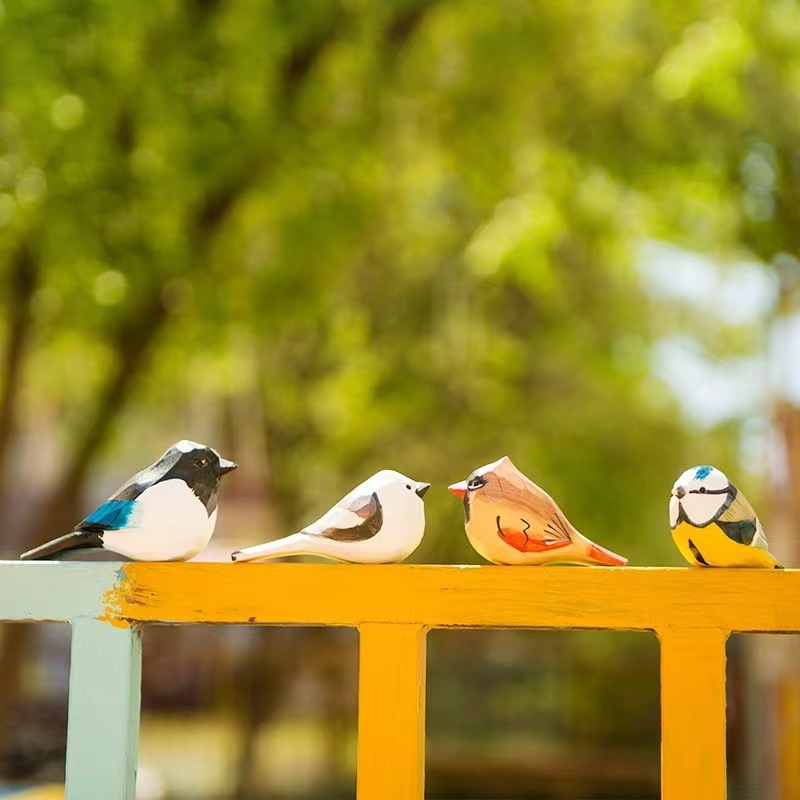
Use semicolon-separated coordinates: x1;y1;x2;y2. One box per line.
3;563;799;800
106;563;800;631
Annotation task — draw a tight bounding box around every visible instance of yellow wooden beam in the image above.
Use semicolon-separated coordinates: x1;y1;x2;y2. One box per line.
107;564;800;632
357;624;427;800
659;628;728;800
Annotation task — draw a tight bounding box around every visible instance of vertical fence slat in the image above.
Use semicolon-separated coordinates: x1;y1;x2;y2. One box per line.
659;627;728;800
65;618;142;800
778;677;800;800
357;623;426;800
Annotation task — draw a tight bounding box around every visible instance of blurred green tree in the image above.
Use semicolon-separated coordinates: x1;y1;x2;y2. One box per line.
1;0;726;561
4;0;799;793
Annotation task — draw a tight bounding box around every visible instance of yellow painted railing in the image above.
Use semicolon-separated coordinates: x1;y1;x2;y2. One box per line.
4;562;800;799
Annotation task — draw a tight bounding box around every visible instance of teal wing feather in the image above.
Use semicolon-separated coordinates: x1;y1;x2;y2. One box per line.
717;490;766;550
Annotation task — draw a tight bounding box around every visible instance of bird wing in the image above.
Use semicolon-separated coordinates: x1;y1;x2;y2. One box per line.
496;512;572;553
23;461;170;557
717;490;764;548
74;472;149;532
79;499;139;532
304;492;383;543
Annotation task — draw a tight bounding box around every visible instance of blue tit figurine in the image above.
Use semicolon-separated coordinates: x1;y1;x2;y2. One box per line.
21;440;237;561
670;465;782;569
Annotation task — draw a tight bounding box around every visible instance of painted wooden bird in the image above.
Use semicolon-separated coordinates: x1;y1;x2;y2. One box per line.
670;465;782;568
449;456;627;566
232;470;430;564
20;441;237;561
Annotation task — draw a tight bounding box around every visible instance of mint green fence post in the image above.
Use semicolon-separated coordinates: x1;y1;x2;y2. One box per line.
65;618;142;800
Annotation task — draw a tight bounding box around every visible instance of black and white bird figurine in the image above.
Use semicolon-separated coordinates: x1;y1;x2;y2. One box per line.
20;440;237;561
231;470;430;564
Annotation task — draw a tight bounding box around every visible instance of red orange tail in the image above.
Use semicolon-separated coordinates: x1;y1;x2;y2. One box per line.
587;542;627;567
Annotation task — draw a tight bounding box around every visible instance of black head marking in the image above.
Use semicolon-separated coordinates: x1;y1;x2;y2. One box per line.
672;482;737;530
69;441;236;530
156;441;237;514
465;468;494;522
467;473;488;492
463;471;488;523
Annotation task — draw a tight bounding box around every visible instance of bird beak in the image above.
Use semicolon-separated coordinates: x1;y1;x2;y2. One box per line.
415;482;431;498
216;458;238;476
672;486;686;499
448;481;467;499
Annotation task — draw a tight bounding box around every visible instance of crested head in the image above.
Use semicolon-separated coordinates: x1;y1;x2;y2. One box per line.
482;456;525;481
670;464;735;529
466;455;528;493
467;455;507;476
449;456;542;523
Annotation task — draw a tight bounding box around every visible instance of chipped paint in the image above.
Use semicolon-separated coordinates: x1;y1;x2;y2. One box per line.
98;565;135;629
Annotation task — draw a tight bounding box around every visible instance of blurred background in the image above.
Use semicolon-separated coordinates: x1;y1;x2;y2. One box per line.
0;0;799;797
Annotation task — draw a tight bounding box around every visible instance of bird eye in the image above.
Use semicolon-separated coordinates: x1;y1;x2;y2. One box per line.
699;486;707;494
406;485;411;490
195;457;209;468
467;477;485;491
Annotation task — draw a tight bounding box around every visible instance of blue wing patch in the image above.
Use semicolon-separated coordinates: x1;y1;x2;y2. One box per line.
83;500;137;531
695;465;713;480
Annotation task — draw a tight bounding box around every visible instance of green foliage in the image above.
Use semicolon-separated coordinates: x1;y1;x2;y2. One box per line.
5;2;800;794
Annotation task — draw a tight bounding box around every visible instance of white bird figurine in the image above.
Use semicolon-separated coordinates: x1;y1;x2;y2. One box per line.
232;470;430;564
20;440;237;562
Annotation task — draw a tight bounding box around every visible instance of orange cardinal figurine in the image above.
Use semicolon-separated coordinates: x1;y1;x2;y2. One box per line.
448;457;627;567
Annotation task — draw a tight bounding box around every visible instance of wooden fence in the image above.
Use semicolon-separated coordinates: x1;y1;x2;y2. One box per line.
1;562;798;799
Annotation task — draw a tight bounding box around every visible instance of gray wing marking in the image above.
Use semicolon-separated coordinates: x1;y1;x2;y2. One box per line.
307;492;383;543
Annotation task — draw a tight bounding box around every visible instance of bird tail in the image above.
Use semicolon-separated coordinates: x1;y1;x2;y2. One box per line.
587;542;628;567
767;550;784;569
231;533;312;563
20;531;104;561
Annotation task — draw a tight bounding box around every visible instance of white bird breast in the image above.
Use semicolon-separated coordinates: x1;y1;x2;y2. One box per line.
102;479;217;561
362;483;426;562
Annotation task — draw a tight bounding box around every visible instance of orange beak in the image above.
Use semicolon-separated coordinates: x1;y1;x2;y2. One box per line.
448;481;467;499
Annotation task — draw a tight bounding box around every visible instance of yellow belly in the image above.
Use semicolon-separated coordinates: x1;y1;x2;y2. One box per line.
671;521;777;568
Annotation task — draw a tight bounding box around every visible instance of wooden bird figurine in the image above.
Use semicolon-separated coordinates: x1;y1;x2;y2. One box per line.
670;465;782;568
20;441;237;561
232;470;430;564
449;457;627;566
